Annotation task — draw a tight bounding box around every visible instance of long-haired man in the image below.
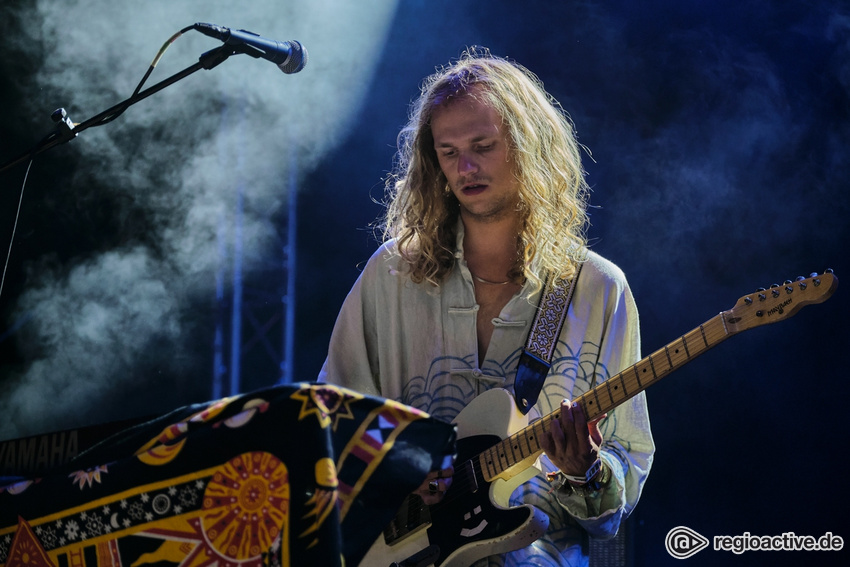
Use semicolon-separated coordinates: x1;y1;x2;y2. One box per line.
320;49;654;566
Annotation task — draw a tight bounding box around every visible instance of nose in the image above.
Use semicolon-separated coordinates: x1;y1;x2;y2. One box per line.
457;151;479;176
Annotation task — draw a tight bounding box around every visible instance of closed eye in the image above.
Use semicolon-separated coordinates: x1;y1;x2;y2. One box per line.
436;142;494;158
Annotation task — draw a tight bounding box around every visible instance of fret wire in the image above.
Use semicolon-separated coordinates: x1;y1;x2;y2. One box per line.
503;435;518;465
521;421;542;457
590;384;602;416
538;416;549;449
480;451;492;479
589;395;607;418
481;448;497;478
588;388;606;419
671;337;689;364
526;424;537;454
625;367;641;393
618;372;629;397
491;439;506;471
686;331;705;353
604;377;616;406
633;364;644;389
648;353;659;381
510;432;526;461
491;443;505;473
511;431;525;461
496;440;510;471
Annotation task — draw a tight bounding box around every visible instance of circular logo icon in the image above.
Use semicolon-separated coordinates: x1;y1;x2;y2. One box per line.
665;526;709;559
152;493;171;515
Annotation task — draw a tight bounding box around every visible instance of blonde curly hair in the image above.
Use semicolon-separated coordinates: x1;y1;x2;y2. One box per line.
381;48;589;292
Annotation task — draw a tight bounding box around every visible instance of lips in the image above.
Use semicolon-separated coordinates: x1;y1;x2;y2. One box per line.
461;183;487;195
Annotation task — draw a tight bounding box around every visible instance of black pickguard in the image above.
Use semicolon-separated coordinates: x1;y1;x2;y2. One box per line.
424;434;534;566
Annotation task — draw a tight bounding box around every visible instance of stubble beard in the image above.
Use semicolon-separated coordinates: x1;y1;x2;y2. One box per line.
458;191;522;225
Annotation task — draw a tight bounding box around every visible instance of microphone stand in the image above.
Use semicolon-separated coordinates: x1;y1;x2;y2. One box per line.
0;44;247;175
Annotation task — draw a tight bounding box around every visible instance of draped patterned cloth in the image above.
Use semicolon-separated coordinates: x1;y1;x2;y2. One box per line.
0;383;457;567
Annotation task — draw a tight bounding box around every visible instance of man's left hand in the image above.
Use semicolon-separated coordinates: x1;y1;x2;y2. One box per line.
540;399;605;478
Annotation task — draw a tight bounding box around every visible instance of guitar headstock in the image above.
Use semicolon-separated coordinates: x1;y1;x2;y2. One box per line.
724;270;838;333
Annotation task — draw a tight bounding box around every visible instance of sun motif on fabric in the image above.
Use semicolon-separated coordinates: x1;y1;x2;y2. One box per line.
201;452;290;560
291;384;362;430
6;517;56;567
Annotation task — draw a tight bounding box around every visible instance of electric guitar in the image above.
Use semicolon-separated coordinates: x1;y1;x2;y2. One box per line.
361;271;838;567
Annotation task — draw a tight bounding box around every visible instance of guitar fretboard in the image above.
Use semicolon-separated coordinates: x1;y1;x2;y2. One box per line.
373;271;836;562
478;312;731;482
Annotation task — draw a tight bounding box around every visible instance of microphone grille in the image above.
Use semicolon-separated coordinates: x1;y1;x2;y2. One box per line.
280;41;307;74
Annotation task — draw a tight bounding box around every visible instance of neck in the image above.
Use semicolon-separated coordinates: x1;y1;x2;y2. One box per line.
461;214;521;282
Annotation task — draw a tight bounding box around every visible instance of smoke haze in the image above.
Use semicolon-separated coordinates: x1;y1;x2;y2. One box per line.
2;2;849;562
0;0;398;439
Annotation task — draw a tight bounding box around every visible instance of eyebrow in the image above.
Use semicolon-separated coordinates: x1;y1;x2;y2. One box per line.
434;135;496;148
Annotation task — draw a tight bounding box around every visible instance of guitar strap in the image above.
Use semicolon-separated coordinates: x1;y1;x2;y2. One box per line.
513;263;582;414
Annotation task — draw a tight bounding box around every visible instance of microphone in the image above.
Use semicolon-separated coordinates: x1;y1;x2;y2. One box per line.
193;22;307;74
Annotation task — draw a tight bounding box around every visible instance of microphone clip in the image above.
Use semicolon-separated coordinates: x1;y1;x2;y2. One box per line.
51;108;77;143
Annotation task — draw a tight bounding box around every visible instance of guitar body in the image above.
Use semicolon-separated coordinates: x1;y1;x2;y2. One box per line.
360;271;839;566
361;388;549;567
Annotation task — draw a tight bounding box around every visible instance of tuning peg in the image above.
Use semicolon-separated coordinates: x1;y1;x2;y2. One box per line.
810;272;819;278
796;276;805;281
825;268;834;274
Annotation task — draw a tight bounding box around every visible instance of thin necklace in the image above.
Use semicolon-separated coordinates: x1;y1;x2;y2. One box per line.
471;273;511;285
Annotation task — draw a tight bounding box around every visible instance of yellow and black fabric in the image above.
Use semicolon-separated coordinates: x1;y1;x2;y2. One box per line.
0;382;456;567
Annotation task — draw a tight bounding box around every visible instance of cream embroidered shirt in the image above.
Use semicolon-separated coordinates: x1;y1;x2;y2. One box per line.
319;226;654;566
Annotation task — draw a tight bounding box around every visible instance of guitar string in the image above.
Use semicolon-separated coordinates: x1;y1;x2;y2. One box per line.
427;305;784;515
431;292;808;510
439;321;730;504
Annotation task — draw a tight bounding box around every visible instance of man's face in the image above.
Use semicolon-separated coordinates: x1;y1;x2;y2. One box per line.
430;89;521;224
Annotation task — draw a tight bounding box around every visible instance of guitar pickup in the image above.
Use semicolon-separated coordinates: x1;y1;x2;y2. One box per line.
462;459;479;493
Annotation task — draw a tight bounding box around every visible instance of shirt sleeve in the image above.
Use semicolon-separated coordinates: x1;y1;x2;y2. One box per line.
317;246;386;397
549;264;654;540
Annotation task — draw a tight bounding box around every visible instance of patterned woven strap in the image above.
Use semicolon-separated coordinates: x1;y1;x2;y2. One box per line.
514;263;582;414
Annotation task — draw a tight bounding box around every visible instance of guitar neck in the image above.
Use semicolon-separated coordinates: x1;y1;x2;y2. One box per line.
369;272;836;567
478;311;732;482
477;270;838;482
372;272;835;565
579;311;731;421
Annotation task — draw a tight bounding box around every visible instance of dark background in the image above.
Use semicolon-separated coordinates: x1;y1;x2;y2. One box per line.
1;1;848;565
